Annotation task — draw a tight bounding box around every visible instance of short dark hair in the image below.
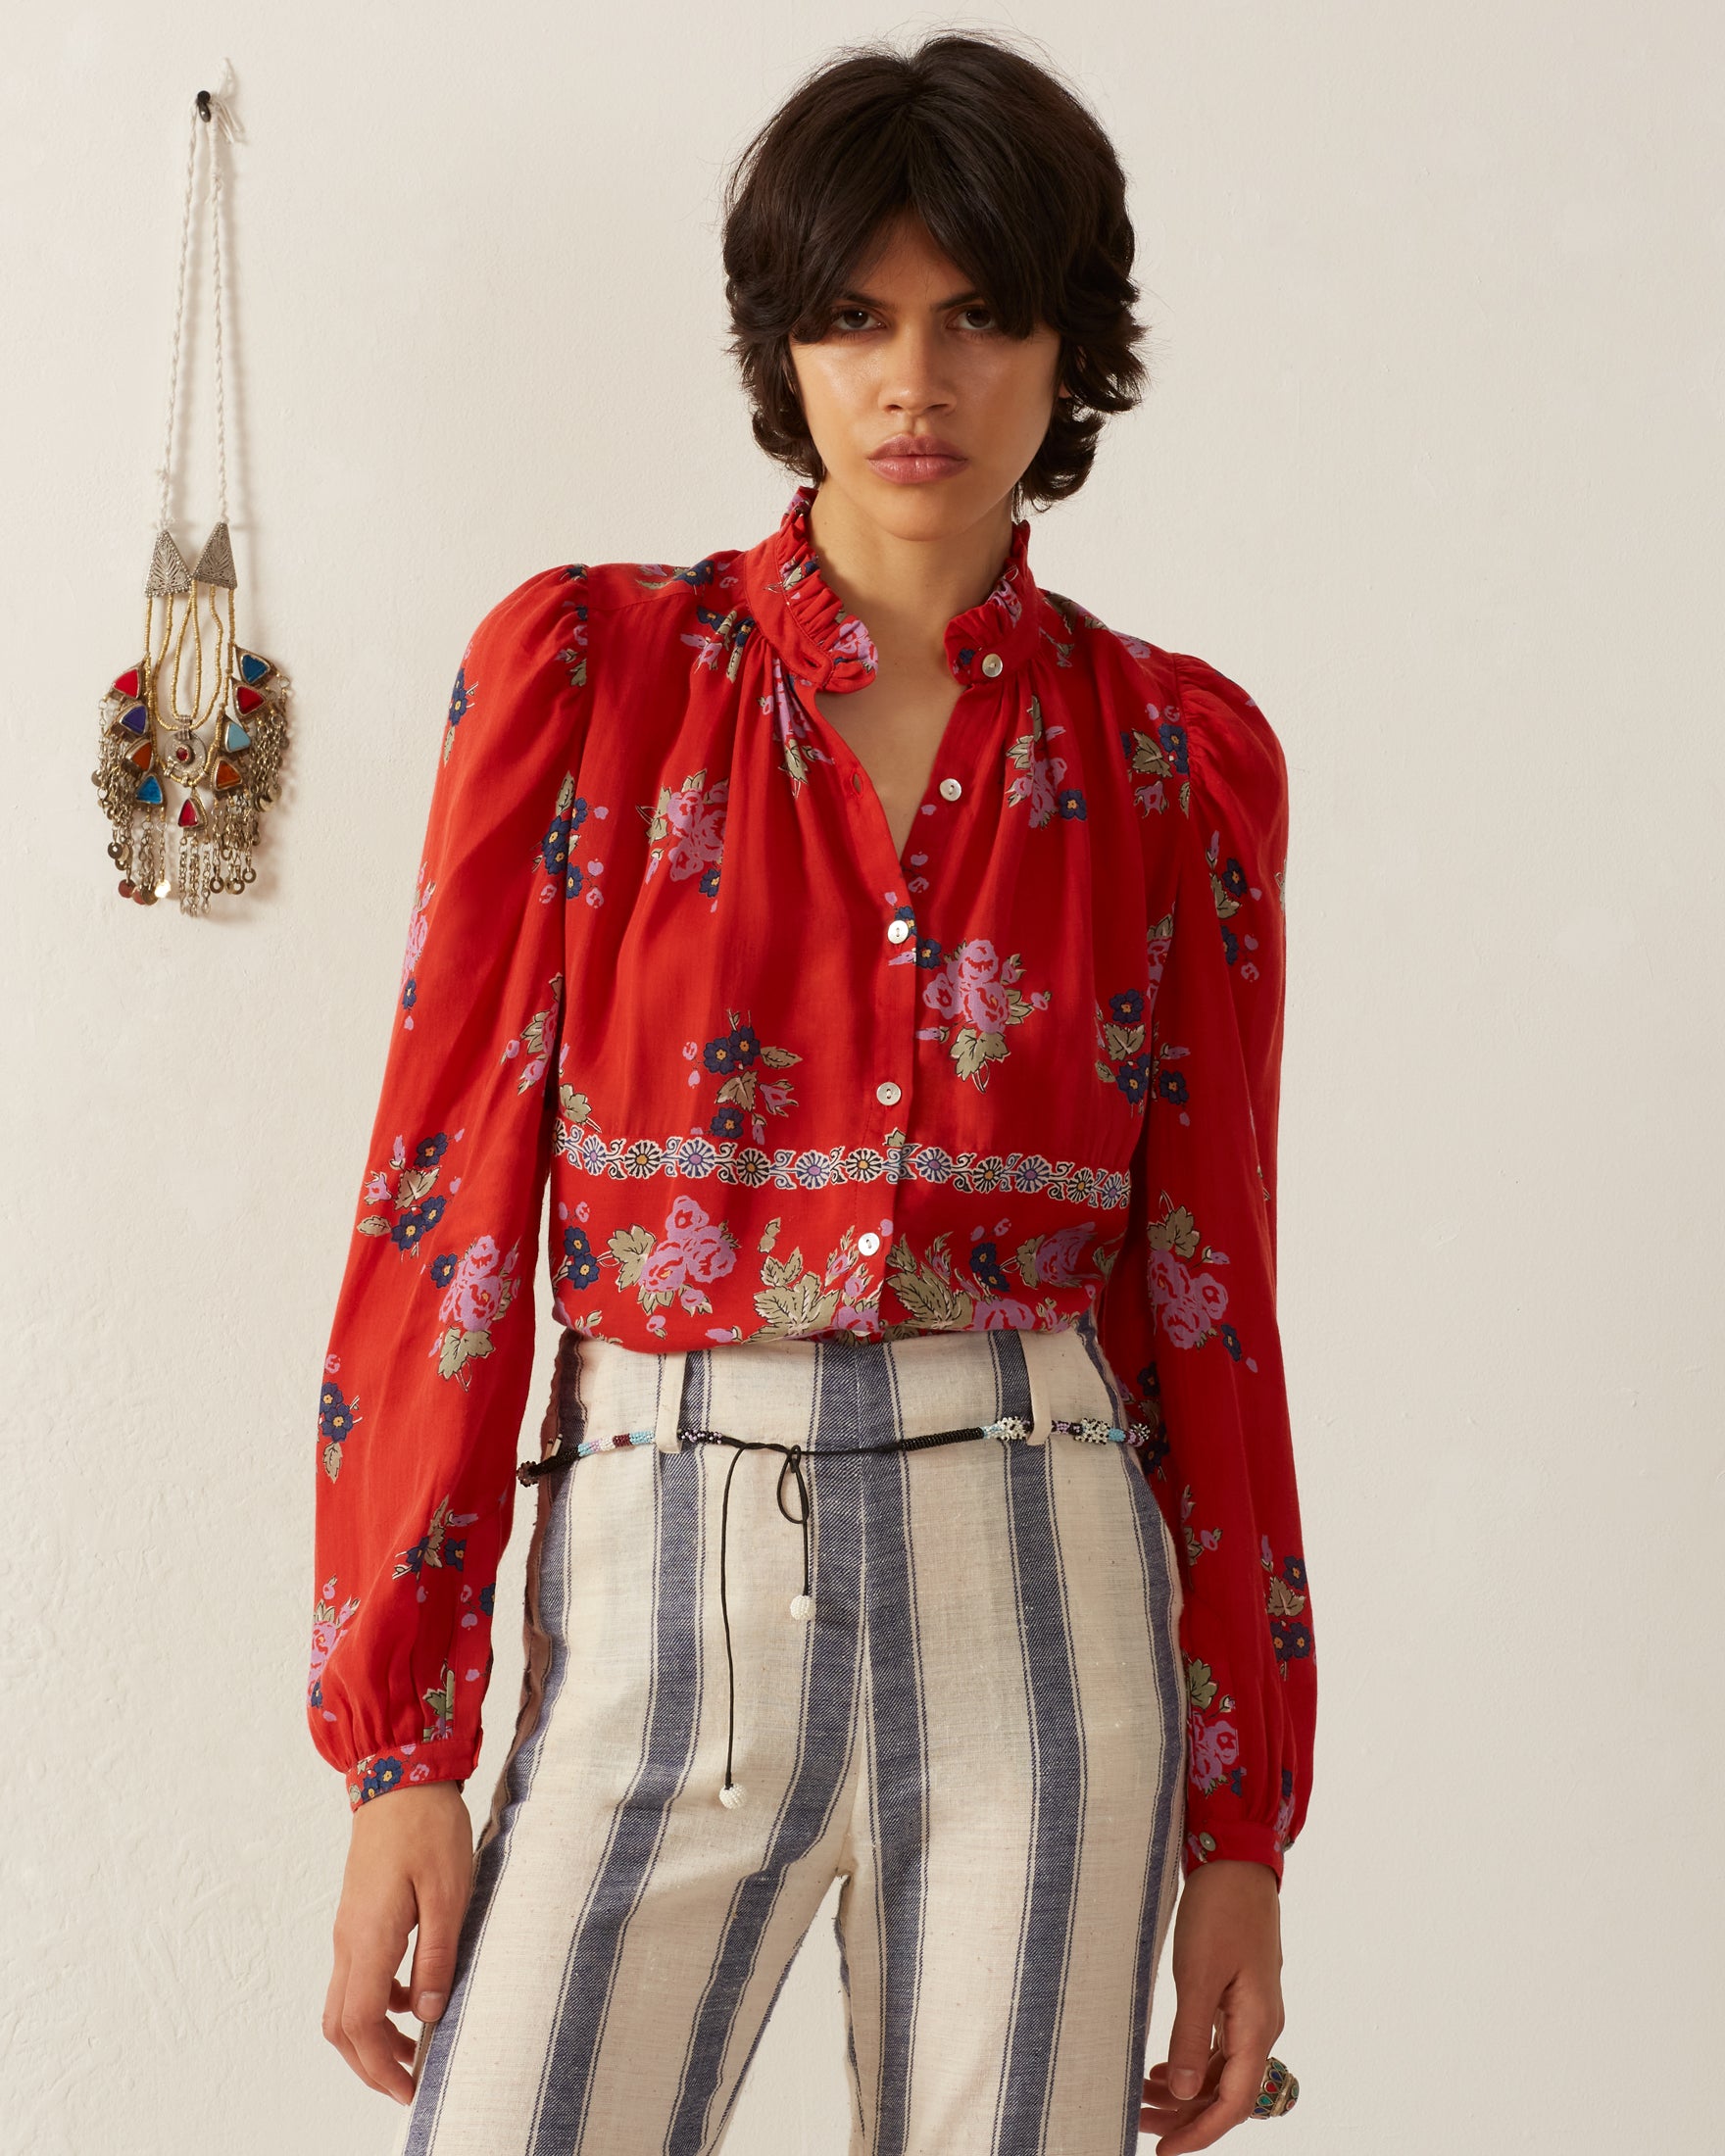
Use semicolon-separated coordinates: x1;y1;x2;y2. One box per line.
719;29;1152;515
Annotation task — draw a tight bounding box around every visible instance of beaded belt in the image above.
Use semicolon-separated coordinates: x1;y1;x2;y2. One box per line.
518;1413;1133;1808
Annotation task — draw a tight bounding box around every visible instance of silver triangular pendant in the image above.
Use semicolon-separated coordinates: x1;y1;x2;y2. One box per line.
191;519;237;589
147;528;193;597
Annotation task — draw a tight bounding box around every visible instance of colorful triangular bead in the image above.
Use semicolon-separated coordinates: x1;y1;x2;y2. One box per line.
222;716;252;753
234;682;266;714
112;702;150;736
213;758;242;791
125;740;155;773
177;793;203;828
234;648;273;686
136;774;165;806
111;665;145;700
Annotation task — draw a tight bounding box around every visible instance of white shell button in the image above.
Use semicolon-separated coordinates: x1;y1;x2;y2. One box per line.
875;1079;902;1105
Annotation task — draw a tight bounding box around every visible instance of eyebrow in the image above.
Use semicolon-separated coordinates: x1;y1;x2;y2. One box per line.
834;287;987;310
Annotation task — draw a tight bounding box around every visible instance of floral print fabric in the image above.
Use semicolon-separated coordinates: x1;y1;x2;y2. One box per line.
308;483;1316;1883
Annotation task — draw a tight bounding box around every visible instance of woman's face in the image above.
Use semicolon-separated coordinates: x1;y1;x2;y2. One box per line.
786;208;1065;537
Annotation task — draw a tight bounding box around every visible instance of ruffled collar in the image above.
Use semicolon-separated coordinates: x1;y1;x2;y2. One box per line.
740;482;1044;696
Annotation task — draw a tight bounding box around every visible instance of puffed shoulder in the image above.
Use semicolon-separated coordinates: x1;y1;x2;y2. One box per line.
459;562;592;668
1167;650;1288;874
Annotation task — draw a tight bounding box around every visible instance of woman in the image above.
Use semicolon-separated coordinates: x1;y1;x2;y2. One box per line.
311;29;1315;2156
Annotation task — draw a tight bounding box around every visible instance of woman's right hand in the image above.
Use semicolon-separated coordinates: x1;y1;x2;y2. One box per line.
321;1781;475;2105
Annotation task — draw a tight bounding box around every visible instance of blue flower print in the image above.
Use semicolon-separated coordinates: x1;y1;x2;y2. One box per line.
389;1194;447;1256
447;666;472;730
319;1380;357;1444
561;1226;602;1294
1056;787;1087;819
1157;716;1188;773
358;1755;406;1802
319;1378;360;1483
1115;1054;1153;1106
413;1133;450;1170
704;1024;760;1077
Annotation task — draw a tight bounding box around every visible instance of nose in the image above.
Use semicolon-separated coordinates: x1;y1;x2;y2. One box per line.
877;325;957;412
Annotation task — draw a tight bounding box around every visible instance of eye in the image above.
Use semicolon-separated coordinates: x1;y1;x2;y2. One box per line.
828;306;877;333
957;304;999;332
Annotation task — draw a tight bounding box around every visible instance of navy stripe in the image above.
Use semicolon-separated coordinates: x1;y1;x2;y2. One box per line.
528;1442;707;2152
664;1340;868;2153
405;1378;582;2153
854;1344;931;2156
990;1332;1089;2156
1115;1452;1187;2156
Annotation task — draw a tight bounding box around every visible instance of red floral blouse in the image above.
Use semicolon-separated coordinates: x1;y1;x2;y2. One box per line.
308;482;1316;1884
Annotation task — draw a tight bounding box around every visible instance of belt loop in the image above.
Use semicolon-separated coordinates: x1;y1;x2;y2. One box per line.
1025;1331;1053;1447
654;1348;690;1453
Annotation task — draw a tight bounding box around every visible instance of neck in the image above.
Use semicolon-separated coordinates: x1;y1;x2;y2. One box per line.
805;482;1016;675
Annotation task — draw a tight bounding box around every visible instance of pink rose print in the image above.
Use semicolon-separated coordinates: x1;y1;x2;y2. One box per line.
644;767;728;910
439;1235;512;1334
917;938;1049;1090
1189;1705;1242;1794
1150;1248;1230;1349
616;1195;742;1318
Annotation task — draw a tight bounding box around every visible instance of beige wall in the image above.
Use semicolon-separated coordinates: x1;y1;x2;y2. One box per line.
5;3;1720;2150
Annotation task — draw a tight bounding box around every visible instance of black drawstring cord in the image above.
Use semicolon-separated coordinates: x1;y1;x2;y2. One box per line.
520;1420;1004;1807
693;1424;992;1806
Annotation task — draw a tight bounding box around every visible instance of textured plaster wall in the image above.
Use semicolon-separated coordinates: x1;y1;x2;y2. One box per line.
3;4;1721;2151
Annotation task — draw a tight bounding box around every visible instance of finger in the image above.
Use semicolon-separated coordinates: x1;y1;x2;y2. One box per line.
1141;2053;1221;2111
1162;1989;1221;2102
322;1947;394;2098
340;1949;417;2106
407;1886;466;2024
1140;2048;1223;2133
1156;2024;1278;2152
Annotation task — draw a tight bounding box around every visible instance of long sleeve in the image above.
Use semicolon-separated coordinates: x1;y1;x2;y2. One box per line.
1097;650;1315;1885
307;564;594;1810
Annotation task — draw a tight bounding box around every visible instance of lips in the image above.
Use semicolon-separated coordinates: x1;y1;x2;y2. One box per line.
869;434;966;461
867;435;970;484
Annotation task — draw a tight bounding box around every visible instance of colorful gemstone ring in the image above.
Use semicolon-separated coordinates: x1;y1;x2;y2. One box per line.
1252;2055;1299;2118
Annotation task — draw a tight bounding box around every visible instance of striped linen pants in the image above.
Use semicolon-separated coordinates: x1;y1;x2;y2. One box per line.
396;1312;1187;2156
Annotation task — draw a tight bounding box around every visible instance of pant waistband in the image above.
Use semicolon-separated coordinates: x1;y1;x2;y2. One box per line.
521;1310;1144;1476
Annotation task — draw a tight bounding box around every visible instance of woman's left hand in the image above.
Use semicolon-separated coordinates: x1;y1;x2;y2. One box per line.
1138;1857;1285;2152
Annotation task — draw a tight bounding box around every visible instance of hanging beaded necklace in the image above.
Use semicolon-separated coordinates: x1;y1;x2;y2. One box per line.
91;84;289;914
